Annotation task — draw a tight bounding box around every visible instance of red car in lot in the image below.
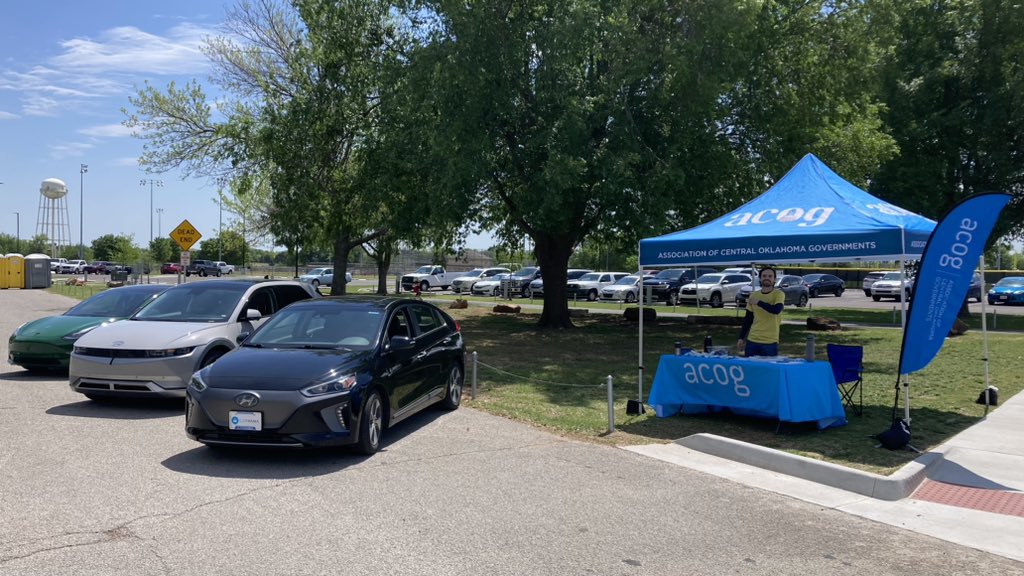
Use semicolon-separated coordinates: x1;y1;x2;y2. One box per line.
160;263;183;274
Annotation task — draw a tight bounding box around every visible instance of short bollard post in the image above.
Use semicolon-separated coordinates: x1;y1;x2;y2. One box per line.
606;375;615;433
471;351;478;400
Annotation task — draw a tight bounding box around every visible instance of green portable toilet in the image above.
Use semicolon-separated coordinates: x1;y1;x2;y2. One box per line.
24;253;53;289
6;254;25;289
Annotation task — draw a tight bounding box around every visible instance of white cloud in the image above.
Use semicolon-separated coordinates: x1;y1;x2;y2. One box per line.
112;156;141;167
49;142;95;160
78;123;134;138
0;110;16;120
50;24;213;75
23;96;58;116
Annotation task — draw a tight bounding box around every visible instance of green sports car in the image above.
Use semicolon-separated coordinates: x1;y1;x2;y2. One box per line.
8;284;168;372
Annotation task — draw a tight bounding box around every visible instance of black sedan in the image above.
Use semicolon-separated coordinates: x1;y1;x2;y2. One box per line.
185;296;465;454
801;274;845;297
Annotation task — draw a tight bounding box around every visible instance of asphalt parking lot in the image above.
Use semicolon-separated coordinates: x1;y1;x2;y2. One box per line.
2;289;1022;575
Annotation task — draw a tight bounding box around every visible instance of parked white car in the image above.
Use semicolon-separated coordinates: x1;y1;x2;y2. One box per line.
870;271;914;302
213;261;234;275
471;273;513;296
600;274;642;302
567;272;630;301
451;267;510;293
677;273;752;308
58;260;87;274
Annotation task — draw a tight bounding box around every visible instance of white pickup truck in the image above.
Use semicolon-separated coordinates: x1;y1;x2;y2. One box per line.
401;266;464;292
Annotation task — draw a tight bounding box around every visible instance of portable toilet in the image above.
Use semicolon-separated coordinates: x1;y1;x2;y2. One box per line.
0;255;7;289
6;253;25;289
24;254;53;289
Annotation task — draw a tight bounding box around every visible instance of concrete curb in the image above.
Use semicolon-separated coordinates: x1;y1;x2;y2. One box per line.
677;433;941;501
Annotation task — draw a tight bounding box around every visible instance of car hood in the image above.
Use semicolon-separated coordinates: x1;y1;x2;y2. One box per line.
873;280;907;288
75;320;236;349
453;275;482;282
204;346;374;390
990;286;1024;293
13;315;118;341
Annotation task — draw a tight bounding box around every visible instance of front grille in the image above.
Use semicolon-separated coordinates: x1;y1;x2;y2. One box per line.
681;289;697;295
74;348;151;358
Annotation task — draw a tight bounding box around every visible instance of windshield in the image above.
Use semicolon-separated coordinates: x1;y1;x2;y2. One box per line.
567;270;590;280
881;272;904;281
654;269;682;279
414;266;433;274
247;305;383;349
995;277;1024;287
306;268;327;276
462;269;485;278
132;283;248;323
66;288;163;318
695;274;724;284
512;267;538;278
577;273;601;282
614;275;639;286
803;274;823;281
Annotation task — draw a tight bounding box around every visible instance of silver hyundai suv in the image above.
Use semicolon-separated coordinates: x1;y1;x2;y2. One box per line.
69;280;318;400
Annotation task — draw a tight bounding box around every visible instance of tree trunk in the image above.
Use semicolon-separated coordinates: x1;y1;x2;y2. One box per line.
534;234;576;329
330;238;354;296
376;244;393;295
957;297;971;319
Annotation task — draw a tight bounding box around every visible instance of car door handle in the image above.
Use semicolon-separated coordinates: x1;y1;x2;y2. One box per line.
414;351;428;361
442;337;452;344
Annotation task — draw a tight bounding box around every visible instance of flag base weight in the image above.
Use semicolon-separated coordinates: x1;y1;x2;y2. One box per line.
626;400;646;415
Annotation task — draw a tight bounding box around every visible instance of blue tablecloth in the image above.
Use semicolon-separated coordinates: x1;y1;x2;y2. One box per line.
649;354;847;429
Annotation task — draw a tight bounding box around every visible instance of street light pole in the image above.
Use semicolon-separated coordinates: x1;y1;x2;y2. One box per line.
79;164;87;260
156;208;164;237
140;179;164;244
218;193;223;263
12;211;19;254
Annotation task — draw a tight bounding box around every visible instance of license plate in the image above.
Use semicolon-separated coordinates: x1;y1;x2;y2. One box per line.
999;295;1008;300
229;411;262;431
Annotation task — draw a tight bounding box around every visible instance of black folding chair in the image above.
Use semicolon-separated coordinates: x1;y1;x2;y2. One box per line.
827;344;863;416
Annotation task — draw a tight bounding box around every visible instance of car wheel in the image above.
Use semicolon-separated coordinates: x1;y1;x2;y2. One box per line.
625;292;636;303
357;390;384;455
420;280;430;293
311;279;320;288
809;288;818;298
903;289;911;301
215;270;222;277
863;290;871;296
440;364;463;410
199;348;227;369
587;289;597;301
200;269;207;277
492;286;500;296
710;292;723;308
523;288;532;298
797;294;808;307
872;295;881;302
835;287;844;297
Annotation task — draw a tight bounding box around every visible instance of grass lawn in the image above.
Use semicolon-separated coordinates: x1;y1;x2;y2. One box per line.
448;305;1023;475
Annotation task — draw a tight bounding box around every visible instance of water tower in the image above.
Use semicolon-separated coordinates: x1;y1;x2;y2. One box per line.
36;178;71;256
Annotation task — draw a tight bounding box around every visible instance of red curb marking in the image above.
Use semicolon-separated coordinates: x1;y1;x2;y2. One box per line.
912;479;1024;518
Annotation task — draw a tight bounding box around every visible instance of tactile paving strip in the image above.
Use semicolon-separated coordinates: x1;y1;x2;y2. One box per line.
912;479;1024;517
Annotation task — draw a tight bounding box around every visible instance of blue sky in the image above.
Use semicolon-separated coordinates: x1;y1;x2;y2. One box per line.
0;1;493;254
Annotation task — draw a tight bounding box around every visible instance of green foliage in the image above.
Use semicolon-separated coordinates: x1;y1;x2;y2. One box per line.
148;237;180;264
90;234;137;262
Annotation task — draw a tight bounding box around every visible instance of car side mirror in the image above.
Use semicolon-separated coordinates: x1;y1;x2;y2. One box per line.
243;309;262;321
780;283;789;288
388;335;415;352
236;331;251;344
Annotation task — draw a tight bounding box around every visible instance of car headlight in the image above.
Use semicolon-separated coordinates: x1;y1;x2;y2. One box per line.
144;347;196;358
188;370;208;392
1015;290;1024;295
62;325;98;341
301;373;357;397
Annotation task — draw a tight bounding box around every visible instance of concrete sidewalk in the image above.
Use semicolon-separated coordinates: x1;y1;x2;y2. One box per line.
626;391;1024;562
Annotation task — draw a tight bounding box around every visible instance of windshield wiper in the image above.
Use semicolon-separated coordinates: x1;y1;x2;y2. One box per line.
242;343;263;348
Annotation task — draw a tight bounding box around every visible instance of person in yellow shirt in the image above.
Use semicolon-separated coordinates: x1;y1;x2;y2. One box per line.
736;266;785;357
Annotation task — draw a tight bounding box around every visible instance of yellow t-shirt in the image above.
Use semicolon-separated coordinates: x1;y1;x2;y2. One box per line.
746;288;785;344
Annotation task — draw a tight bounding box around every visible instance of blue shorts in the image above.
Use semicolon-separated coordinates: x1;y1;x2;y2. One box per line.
744;341;778;357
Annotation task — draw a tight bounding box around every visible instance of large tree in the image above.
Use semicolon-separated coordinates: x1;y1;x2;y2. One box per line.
869;0;1024;239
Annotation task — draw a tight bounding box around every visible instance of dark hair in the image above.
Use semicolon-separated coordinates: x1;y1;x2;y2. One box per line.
758;266;777;278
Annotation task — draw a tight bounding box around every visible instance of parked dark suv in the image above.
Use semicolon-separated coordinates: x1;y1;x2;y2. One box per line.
643;267;719;305
186;260;222;277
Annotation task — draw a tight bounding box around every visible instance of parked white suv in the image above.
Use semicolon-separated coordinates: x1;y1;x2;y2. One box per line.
870;271;914;302
678;273;752;308
59;260;87;274
567;272;629;301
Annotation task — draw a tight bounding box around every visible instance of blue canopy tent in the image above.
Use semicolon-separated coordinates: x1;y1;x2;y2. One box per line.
640;154;936;266
634;153;936;419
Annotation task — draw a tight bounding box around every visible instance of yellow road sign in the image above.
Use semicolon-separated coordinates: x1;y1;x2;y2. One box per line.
170;219;202;252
